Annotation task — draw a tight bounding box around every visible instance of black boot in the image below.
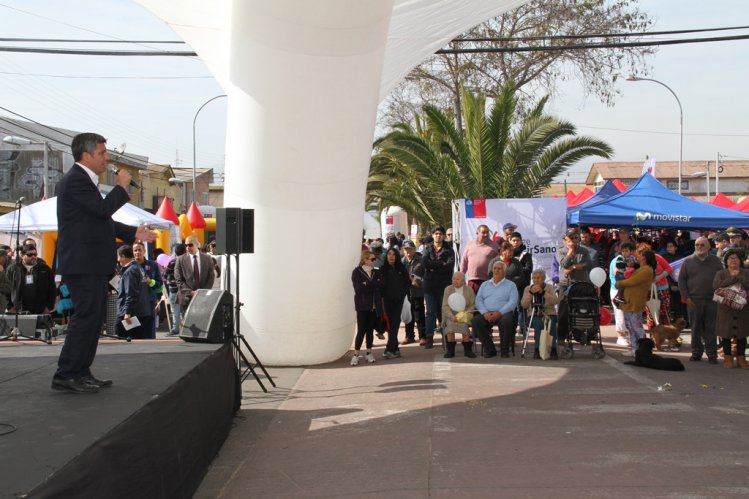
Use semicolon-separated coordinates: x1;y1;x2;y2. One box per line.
444;341;456;358
463;341;477;358
533;348;541;359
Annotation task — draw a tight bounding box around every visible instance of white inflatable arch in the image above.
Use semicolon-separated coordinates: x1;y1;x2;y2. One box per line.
137;0;528;365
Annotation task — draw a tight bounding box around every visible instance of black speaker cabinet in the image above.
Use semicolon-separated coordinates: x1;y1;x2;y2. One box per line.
179;289;234;343
216;207;254;254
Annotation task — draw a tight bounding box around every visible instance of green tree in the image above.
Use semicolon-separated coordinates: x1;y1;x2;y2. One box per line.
368;83;613;229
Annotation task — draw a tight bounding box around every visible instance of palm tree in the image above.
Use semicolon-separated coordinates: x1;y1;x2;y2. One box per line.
368;82;613;229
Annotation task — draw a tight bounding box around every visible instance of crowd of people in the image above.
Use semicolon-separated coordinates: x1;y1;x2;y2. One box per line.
352;223;749;369
0;236;220;341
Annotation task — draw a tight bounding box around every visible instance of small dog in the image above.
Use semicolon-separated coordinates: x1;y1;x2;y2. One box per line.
649;318;687;351
626;337;685;371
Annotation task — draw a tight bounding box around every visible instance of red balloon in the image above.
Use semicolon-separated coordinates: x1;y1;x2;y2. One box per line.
599;306;612;326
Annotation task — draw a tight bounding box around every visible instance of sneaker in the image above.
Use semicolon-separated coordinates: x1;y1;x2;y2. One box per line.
382;351;394;360
616;336;630;346
392;350;401;358
621;351;634;358
350;355;360;366
365;352;376;363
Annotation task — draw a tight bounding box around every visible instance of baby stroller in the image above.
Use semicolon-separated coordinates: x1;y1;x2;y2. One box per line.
560;281;605;360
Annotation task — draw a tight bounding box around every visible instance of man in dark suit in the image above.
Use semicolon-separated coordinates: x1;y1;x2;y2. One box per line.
52;133;156;394
175;235;216;312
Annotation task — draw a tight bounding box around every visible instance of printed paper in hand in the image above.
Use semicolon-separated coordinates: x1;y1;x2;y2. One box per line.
121;316;141;331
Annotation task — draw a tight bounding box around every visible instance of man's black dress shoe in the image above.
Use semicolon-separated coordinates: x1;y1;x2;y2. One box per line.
51;378;100;394
483;350;497;358
81;374;113;388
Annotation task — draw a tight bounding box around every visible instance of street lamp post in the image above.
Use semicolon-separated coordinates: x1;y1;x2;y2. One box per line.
3;135;50;198
626;76;684;195
192;94;227;205
168;177;186;212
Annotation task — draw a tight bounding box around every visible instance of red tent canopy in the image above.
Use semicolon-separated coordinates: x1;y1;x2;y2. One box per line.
564;190;577;202
187;201;206;229
154;196;180;225
612;179;627;192
734;196;749;213
710;192;736;209
568;187;594;207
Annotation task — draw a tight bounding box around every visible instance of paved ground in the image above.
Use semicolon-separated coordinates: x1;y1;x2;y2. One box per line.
195;325;749;498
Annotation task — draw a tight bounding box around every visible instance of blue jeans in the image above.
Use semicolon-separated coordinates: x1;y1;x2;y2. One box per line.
424;290;445;338
168;292;181;334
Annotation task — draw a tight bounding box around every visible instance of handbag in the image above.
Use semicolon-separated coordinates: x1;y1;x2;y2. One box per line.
401;295;413;323
539;317;552;360
646;283;661;326
713;283;748;311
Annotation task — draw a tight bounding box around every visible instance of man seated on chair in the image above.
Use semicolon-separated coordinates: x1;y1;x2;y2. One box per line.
472;261;519;358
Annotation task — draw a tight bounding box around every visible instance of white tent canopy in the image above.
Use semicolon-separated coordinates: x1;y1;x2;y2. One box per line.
0;196;174;233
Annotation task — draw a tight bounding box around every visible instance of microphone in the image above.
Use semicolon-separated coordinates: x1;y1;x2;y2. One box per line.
110;166;139;188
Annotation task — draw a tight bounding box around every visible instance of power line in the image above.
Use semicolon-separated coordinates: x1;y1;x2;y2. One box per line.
437;33;749;54
0;2;201;60
577;124;749;138
0;38;186;43
454;25;749;43
0;70;213;80
0;47;197;56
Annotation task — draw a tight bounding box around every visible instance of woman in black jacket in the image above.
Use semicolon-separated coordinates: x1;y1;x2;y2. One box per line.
351;250;383;366
381;247;411;359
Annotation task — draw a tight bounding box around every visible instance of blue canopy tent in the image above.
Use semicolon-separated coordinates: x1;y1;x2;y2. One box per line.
566;179;622;222
568;173;749;229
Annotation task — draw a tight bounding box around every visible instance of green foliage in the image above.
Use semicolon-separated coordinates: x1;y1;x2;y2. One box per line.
368;82;613;229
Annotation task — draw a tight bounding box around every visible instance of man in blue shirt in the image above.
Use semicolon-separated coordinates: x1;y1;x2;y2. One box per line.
472;261;519;358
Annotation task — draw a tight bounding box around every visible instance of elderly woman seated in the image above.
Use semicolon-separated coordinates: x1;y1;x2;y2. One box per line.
520;268;559;360
441;272;477;358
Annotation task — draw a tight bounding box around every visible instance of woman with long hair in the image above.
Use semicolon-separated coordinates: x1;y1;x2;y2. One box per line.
380;247;411;359
615;249;656;357
350;250;383;366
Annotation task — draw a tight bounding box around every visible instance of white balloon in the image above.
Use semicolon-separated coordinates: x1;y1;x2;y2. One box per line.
448;292;466;312
589;267;607;288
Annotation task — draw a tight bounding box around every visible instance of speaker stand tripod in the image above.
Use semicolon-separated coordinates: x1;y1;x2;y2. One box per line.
225;253;275;393
0;198;50;344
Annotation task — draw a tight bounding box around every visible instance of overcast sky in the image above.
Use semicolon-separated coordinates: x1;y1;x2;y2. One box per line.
0;0;747;183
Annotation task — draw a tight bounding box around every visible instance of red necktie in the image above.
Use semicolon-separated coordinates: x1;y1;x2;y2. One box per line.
193;255;200;289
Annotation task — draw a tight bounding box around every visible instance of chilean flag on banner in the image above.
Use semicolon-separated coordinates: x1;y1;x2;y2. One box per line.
385;215;394;224
465;198;486;218
642;157;656;177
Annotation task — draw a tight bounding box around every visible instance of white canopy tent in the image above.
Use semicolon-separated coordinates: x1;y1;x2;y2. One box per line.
0;197;174;233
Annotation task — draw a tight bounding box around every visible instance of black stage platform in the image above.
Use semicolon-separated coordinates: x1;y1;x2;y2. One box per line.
0;338;238;499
